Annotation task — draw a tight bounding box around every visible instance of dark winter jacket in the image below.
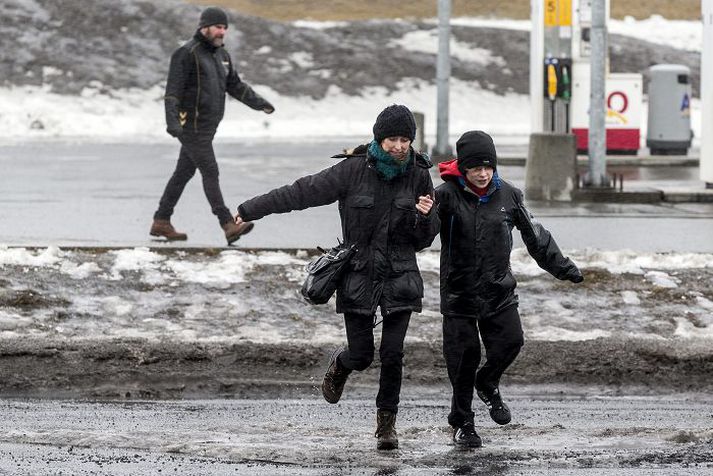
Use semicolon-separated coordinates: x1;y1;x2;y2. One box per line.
436;159;582;319
238;145;440;316
164;31;273;135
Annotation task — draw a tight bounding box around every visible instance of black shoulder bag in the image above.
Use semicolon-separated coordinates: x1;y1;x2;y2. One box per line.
301;183;389;305
300;242;357;305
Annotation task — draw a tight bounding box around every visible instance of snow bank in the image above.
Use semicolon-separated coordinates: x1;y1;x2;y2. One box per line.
0;16;701;143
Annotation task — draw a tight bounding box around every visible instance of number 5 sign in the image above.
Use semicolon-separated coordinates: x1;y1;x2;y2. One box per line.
545;0;572;27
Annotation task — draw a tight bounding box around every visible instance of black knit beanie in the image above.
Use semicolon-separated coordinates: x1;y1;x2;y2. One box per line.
456;130;497;173
372;105;417;142
199;7;229;28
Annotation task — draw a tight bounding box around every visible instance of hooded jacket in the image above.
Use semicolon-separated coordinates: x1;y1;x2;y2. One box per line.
238;144;440;316
435;159;581;319
164;31;273;134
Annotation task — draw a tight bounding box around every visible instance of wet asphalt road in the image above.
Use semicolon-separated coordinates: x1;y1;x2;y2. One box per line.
2;140;713;475
1;140;712;252
2;386;713;475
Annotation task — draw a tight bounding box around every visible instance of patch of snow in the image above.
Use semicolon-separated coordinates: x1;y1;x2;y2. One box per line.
621;291;641;306
644;270;679;288
391;30;507;66
609;15;701;52
527;326;612;341
0;246;63;267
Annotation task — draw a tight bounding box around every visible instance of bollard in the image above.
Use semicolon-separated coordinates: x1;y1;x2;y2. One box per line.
412;111;425;153
525;133;577;201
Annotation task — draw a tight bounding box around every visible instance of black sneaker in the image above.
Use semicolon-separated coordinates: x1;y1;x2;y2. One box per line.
453;422;482;448
321;347;351;404
477;387;511;425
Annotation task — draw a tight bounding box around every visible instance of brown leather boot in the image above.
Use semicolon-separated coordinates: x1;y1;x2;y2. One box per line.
321;347;351;404
222;217;254;245
150;219;187;241
375;409;398;450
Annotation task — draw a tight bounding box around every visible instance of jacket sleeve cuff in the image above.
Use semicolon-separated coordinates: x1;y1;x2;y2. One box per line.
237;204;250;221
415;211;433;227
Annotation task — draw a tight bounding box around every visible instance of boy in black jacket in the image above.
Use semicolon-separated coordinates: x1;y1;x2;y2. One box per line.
435;130;584;448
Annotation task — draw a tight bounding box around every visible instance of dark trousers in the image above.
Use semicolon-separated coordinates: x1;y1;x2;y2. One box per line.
154;132;232;225
443;305;524;427
338;311;411;414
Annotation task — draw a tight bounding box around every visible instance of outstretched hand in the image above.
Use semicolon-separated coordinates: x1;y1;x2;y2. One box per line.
416;195;434;215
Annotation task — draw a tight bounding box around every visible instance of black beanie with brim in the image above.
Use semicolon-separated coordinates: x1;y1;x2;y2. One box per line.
456;130;497;173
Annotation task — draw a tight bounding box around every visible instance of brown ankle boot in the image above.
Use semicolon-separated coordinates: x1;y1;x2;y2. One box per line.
222;217;254;245
150;219;187;241
321;347;351;404
375;409;398;450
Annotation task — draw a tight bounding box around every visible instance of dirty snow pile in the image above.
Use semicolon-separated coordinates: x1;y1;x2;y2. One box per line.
1;246;712;344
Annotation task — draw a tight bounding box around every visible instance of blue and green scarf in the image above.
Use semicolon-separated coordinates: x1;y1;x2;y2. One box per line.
368;140;412;181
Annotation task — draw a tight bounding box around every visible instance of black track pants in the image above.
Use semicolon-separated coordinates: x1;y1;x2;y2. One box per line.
442;305;524;427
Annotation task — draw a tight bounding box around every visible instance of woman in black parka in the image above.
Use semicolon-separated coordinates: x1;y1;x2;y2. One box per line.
235;105;439;450
436;131;584;449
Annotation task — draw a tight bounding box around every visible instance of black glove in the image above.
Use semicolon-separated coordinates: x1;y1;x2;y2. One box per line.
166;125;183;138
165;98;184;138
566;268;584;283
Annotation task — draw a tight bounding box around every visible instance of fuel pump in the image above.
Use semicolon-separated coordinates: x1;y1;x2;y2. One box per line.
561;62;571;131
543;56;573;132
545;57;558;131
534;0;642;153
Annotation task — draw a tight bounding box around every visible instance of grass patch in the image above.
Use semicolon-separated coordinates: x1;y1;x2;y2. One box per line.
186;0;701;21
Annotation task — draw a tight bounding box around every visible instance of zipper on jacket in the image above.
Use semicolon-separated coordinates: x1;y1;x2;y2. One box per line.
192;47;201;132
448;215;454;268
474;198;481;262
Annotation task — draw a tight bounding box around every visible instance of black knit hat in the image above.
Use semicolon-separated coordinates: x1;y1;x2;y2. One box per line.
456;130;497;172
199;7;229;28
372;105;417;142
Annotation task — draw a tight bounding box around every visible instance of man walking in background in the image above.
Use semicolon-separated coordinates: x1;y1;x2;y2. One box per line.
150;6;274;244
